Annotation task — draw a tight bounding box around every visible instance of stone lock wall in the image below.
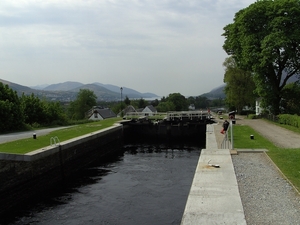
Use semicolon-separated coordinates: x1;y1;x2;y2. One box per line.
0;124;123;216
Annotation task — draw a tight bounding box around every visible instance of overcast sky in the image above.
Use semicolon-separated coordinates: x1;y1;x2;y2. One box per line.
0;0;255;97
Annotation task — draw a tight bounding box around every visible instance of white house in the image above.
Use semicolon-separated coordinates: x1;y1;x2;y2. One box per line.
188;104;195;110
256;98;262;116
142;105;157;116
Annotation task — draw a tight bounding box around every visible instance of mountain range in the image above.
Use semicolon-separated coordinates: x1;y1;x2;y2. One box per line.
0;79;160;102
0;79;225;102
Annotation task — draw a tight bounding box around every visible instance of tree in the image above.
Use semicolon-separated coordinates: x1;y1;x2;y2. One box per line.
166;93;188;111
137;98;147;109
281;82;300;115
124;96;131;105
44;101;67;125
222;0;300;115
150;99;159;107
156;93;188;112
210;98;225;108
0;83;23;132
156;101;175;112
187;96;210;109
68;89;97;120
20;93;47;126
223;57;257;113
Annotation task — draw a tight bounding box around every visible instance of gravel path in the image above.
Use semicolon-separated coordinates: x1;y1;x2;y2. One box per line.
232;153;300;225
229;117;300;224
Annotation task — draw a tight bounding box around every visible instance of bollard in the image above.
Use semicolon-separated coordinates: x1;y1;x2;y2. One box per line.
33;133;36;139
250;135;254;139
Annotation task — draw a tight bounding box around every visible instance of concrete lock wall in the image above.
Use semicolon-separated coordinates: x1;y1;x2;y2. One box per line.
0;124;123;216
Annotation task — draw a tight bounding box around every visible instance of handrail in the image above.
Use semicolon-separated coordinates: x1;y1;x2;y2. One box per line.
221;121;234;150
124;110;211;121
50;136;60;146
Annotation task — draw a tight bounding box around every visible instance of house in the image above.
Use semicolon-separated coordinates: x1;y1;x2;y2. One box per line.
87;106;116;120
256;98;262;116
118;105;137;117
142;105;157;116
188;104;195;110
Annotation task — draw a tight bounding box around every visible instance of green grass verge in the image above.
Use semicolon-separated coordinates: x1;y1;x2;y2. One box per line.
0;118;122;154
232;124;300;192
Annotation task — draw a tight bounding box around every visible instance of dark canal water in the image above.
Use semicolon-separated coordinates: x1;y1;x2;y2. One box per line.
4;141;203;225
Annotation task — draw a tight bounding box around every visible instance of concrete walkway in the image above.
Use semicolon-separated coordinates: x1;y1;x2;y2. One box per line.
181;123;246;224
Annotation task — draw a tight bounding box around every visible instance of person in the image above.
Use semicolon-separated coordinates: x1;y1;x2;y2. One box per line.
220;120;229;134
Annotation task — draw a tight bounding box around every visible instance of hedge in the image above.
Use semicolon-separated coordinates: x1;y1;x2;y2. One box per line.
277;114;300;128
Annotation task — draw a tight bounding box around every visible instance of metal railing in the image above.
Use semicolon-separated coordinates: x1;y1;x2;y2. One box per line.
221;121;234;150
50;136;60;146
125;110;211;121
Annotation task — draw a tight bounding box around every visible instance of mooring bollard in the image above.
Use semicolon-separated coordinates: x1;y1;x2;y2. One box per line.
250;135;254;139
33;133;36;139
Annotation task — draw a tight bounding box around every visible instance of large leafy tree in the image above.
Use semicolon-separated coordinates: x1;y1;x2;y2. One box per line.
156;101;175;112
0;82;23;132
281;82;300;114
187;96;210;109
223;0;300;115
68;89;97;120
44;101;67;125
223;57;257;113
20;93;46;125
157;93;188;112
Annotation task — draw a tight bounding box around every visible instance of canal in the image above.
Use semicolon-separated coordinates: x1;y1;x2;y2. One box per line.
4;140;203;225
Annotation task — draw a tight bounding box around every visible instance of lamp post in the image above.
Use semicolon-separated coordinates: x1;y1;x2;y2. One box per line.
120;87;123;117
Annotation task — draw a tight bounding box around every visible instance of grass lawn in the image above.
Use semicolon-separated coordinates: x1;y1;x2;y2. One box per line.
232;124;300;192
0;118;122;154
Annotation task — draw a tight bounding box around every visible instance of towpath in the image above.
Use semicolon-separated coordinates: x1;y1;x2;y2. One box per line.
214;115;300;149
235;116;300;148
0;127;71;144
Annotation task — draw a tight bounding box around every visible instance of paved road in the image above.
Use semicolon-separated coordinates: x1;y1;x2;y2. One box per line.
0;127;71;144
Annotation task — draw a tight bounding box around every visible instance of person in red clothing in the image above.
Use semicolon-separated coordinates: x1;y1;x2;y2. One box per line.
220;120;229;134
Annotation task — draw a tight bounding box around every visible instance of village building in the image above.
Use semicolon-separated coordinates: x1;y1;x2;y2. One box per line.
87;106;116;120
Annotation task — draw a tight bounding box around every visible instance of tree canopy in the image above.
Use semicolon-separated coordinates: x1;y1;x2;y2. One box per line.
68;89;97;120
223;57;257;113
281;82;300;114
0;83;23;132
223;0;300;115
157;93;188;112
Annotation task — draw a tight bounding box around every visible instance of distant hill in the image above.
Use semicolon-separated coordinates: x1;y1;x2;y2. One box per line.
71;83;120;101
42;81;158;99
0;79;33;94
43;81;84;91
30;84;49;90
93;82;158;98
0;79;159;101
201;84;226;99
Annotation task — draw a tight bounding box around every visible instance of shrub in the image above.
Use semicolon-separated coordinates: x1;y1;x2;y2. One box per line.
278;114;300;128
248;114;258;119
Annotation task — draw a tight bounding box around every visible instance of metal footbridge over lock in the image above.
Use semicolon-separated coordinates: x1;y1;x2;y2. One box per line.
124;110;213;122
